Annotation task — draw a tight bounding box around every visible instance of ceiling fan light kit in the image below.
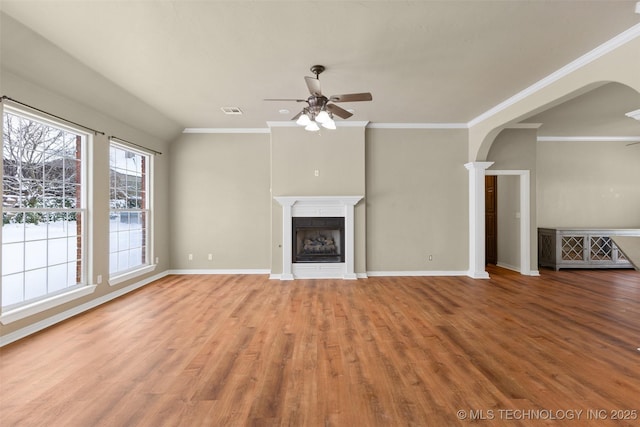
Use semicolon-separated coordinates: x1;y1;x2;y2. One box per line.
305;121;320;132
265;65;373;132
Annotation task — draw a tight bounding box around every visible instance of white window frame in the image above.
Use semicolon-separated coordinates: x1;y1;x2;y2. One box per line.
1;103;96;324
108;140;155;286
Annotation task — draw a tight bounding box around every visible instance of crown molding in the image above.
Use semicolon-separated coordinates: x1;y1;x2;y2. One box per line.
339;120;370;128
267;121;465;129
182;128;270;134
266;121;297;128
537;136;640;142
266;120;369;128
367;123;468;129
468;22;640;128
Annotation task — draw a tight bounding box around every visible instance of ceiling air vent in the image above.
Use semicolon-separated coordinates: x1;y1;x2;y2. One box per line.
221;107;243;115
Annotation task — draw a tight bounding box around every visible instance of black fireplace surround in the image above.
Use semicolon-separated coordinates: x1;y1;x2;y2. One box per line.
292;217;345;263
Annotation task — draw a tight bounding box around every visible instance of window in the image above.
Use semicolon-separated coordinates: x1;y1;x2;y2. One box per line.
2;107;87;310
109;142;152;279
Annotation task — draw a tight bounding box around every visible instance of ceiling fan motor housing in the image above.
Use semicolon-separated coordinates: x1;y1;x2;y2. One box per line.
307;95;328;110
310;65;326;77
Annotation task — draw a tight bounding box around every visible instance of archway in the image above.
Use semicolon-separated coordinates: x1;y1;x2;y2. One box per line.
465;25;640;277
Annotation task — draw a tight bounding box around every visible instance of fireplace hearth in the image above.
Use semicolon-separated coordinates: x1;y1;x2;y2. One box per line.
293;217;345;263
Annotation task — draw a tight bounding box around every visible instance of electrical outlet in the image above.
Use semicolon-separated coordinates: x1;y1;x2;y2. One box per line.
428;255;433;261
155;257;159;264
208;253;213;261
97;275;102;284
188;254;193;261
314;169;320;177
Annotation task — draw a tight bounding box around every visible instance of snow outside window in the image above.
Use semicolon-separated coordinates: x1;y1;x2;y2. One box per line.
2;108;88;309
109;143;151;277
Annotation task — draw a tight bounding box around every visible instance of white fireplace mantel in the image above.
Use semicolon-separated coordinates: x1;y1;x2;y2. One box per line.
274;196;363;280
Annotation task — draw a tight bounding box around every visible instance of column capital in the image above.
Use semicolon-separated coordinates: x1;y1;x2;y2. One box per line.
464;161;494;171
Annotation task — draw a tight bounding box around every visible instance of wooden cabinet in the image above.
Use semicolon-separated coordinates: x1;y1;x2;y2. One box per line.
538;228;640;270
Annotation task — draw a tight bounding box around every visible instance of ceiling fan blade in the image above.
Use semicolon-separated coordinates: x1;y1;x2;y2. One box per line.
264;98;307;102
626;141;640;146
326;103;353;119
291;111;303;121
329;92;373;103
304;76;322;96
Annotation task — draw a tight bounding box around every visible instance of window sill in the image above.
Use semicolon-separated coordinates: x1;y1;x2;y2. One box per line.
109;264;157;287
0;285;98;325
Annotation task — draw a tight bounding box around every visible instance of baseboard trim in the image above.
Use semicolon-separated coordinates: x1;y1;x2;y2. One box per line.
467;270;491;279
168;269;271;275
269;273;368;280
367;270;468;277
495;263;541;277
496;262;521;272
0;270;169;348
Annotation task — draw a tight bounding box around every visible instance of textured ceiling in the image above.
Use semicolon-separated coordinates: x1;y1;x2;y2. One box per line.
1;0;640;134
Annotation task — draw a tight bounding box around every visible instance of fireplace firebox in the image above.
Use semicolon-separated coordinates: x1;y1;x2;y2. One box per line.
292;217;345;263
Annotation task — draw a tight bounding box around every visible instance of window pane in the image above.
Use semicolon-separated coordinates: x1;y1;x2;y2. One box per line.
118;251;130;271
109;143;150;276
24;240;47;270
48;237;68;265
2;273;24;306
2;242;24;275
24;268;47;300
3;177;21;205
48;264;68;293
25;221;47;241
2;110;86;308
2;218;24;243
67;262;78;287
118;230;129;251
67;236;78;262
129;247;142;266
47;216;67;239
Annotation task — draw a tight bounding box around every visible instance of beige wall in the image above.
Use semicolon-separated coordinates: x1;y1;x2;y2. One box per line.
365;128;469;271
537;140;640;228
270;126;367;274
169;133;271;270
486;128;538;269
175;127;472;275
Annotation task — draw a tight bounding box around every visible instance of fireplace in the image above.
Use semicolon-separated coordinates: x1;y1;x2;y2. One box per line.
293;217;345;263
274;195;363;280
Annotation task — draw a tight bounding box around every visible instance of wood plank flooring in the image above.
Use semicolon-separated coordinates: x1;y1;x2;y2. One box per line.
1;267;639;426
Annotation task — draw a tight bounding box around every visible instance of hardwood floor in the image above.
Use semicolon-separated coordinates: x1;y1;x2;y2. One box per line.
1;267;639;426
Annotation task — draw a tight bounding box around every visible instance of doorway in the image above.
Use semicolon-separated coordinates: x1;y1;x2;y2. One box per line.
485;175;497;265
484;170;534;275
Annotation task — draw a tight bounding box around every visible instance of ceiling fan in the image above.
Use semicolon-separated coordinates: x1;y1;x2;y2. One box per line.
265;65;372;131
